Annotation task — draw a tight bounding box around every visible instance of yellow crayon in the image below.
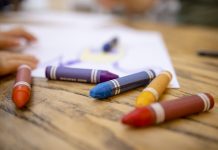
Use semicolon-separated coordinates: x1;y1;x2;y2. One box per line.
136;71;172;107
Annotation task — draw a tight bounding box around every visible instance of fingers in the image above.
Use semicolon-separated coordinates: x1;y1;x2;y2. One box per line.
10;53;39;64
122;0;155;13
98;0;155;14
15;28;37;42
0;27;37;50
0;36;21;49
7;59;37;73
0;51;38;76
1;27;37;42
98;0;119;10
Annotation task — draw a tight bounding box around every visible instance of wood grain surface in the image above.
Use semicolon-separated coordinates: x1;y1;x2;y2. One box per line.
0;18;218;150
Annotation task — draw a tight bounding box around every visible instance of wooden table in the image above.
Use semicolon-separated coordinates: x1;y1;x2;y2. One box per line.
0;16;218;150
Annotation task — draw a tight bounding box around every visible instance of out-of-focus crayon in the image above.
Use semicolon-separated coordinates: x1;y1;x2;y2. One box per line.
136;71;172;107
12;65;32;108
90;70;156;99
103;37;118;52
197;50;218;58
122;93;214;127
45;66;119;83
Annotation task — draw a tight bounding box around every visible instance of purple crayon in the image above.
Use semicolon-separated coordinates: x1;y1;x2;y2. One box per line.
45;66;119;83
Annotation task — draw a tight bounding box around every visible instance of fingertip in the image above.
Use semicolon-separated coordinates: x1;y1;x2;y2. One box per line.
30;56;39;63
31;62;38;69
27;35;37;42
9;27;37;43
23;62;36;70
29;58;39;69
31;36;37;42
23;31;37;42
25;56;39;68
33;60;39;68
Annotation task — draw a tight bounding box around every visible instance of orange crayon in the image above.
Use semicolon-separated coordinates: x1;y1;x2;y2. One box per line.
12;65;32;108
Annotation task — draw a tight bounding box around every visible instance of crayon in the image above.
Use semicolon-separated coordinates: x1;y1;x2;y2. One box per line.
122;93;214;127
90;70;156;99
12;65;32;108
136;71;172;107
103;37;118;52
197;50;218;58
45;66;119;83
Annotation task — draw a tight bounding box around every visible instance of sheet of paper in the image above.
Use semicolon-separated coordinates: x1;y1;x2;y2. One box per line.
1;24;180;88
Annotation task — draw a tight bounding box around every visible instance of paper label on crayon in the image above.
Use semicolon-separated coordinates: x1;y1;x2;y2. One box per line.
111;71;154;95
47;67;100;83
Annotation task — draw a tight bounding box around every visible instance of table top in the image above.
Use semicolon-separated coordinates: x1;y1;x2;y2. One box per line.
0;16;218;150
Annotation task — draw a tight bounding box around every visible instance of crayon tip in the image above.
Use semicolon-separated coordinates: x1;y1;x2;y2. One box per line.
100;71;119;82
12;90;30;108
103;44;111;52
90;83;113;99
122;107;154;127
103;37;118;52
136;92;156;107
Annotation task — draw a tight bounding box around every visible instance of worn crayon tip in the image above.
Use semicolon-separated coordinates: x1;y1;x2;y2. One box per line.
12;89;30;108
103;43;111;52
103;37;118;52
90;83;113;99
122;107;155;127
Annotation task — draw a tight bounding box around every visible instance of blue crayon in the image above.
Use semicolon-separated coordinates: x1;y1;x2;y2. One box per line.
90;70;156;99
103;37;118;52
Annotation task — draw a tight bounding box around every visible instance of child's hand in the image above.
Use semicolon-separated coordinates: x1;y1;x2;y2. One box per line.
0;51;38;76
0;27;37;50
98;0;155;14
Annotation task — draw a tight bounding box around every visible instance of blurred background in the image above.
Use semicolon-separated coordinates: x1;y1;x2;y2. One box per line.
0;0;218;27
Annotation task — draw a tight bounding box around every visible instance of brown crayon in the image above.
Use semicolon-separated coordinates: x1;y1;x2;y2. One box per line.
122;93;214;127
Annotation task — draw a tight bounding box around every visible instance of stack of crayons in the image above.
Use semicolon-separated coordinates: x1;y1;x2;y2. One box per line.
11;37;214;127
